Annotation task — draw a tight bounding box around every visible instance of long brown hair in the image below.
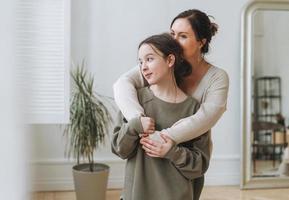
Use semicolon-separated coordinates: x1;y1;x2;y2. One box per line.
138;33;192;86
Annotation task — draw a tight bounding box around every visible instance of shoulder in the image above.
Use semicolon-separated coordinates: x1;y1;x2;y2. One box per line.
209;66;229;82
186;95;199;106
206;66;229;89
137;87;154;105
186;96;200;112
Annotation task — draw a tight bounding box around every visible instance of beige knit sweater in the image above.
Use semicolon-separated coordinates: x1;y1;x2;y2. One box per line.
113;65;229;145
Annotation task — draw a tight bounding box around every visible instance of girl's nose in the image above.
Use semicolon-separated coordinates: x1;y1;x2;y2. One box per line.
141;63;148;71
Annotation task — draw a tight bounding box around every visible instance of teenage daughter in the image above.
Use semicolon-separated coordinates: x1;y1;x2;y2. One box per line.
111;33;210;200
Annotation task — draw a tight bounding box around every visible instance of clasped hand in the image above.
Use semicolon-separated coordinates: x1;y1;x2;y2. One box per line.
140;117;174;158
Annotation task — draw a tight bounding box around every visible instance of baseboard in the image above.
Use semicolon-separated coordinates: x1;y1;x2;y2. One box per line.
31;157;126;191
31;155;240;191
205;155;240;185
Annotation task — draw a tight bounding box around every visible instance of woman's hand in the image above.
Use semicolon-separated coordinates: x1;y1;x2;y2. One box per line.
140;134;174;158
140;117;155;134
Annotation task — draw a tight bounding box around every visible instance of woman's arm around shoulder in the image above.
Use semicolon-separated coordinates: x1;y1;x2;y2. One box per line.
166;67;229;143
113;66;146;120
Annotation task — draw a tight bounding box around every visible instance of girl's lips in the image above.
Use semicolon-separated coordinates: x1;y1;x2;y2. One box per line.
144;73;152;79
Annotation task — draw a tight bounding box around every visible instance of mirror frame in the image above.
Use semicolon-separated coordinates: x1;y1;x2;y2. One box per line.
241;0;289;189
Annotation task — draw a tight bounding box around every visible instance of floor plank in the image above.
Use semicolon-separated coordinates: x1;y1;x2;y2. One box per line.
32;186;289;200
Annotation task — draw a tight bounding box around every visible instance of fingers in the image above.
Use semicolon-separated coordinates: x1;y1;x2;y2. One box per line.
142;143;152;153
141;117;155;124
140;137;158;147
148;117;155;125
147;127;155;134
147;119;155;133
139;133;149;138
140;117;155;133
140;137;163;157
160;133;174;143
141;138;157;148
160;133;168;143
140;129;170;158
141;143;160;157
145;152;159;157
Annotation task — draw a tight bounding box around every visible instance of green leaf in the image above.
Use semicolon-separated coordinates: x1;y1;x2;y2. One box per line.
63;60;112;171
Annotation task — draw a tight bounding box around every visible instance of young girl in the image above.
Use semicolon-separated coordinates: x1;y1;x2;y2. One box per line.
111;33;210;200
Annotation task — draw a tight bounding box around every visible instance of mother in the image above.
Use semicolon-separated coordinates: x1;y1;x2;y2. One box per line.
113;9;229;199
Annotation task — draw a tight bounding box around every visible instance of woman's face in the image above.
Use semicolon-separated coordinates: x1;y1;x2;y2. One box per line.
138;44;173;85
170;18;203;60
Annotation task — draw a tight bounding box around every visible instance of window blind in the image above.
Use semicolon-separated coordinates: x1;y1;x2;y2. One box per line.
16;0;70;124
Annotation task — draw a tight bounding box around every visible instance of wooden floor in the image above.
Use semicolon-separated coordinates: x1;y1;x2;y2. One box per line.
32;186;289;200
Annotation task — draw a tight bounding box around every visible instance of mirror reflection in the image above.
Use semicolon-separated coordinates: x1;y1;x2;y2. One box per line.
251;9;289;177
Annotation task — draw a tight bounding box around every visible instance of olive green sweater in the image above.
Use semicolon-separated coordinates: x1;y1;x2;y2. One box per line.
111;87;210;200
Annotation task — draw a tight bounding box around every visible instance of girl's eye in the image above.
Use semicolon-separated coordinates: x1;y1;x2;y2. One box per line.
170;32;175;36
147;57;153;62
138;60;143;66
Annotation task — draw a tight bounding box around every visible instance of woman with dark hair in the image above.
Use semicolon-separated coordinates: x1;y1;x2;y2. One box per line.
113;9;229;199
112;33;210;200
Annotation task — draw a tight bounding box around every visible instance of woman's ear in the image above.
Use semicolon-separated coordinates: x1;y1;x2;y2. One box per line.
199;38;207;49
167;54;176;68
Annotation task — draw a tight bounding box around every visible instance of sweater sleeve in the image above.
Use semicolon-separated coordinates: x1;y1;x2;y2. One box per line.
165;132;210;180
113;66;146;120
111;112;144;160
165;69;229;144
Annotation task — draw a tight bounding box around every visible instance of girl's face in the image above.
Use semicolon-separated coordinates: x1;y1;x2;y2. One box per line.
170;18;203;60
138;44;173;85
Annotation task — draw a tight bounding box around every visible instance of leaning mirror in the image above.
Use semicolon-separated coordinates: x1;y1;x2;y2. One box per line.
241;0;289;189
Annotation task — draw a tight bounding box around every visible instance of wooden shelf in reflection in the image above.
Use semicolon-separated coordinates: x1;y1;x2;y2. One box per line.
252;121;288;173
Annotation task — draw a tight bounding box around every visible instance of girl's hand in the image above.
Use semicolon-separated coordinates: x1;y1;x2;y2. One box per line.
140;117;155;134
140;134;174;158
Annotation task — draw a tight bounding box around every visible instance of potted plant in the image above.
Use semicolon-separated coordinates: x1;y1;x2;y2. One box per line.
64;61;112;200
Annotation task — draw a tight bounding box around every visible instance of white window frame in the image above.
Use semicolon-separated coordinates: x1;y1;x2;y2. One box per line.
16;0;70;124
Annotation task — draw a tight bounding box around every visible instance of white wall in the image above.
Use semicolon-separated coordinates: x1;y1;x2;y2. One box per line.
254;10;289;124
0;1;30;199
30;0;249;191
